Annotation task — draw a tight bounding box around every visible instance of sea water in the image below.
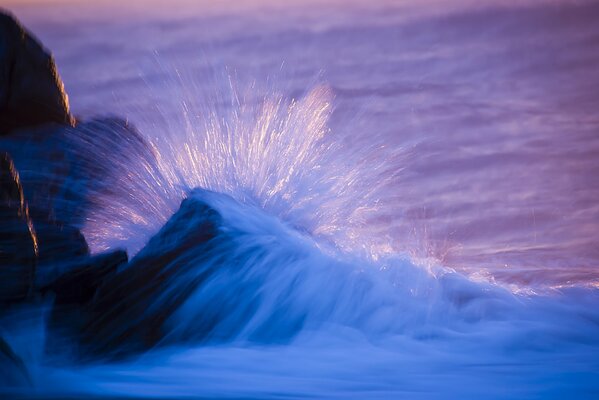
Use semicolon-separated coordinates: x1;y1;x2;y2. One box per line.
1;0;599;398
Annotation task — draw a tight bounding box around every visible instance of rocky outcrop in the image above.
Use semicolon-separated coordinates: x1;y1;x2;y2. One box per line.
1;148;124;306
0;152;37;304
0;13;138;367
44;250;128;356
31;213;90;266
0;11;73;134
78;195;223;358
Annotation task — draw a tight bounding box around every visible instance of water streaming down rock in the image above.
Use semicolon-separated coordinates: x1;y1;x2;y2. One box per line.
65;187;447;360
7;83;414;360
76;191;302;356
0;152;37;304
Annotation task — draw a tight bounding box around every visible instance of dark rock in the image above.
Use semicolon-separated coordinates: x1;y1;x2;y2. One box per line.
0;152;37;304
31;213;90;266
1;151;92;305
79;194;223;358
44;250;128;357
43;250;128;305
0;11;73;134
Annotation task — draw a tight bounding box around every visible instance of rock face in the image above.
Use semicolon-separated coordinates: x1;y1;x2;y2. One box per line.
78;195;223;358
44;250;128;357
1;147;120;303
30;208;90;267
0;11;73;134
0;152;37;304
0;12;140;368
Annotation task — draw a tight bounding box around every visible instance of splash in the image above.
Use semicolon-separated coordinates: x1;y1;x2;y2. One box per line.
2;74;599;399
79;77;407;259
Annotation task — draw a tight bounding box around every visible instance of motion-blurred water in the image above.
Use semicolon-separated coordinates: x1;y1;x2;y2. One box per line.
13;0;599;289
2;0;599;398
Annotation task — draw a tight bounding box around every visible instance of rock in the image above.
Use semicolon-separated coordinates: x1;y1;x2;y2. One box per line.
0;152;37;304
44;250;128;357
0;11;73;134
1;151;91;305
42;250;128;304
79;194;223;358
0;117;152;230
31;212;90;266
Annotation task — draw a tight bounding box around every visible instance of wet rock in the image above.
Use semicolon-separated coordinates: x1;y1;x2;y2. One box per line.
42;250;128;305
44;250;128;357
31;213;90;266
79;194;223;358
0;11;73;134
1;151;91;305
0;152;37;304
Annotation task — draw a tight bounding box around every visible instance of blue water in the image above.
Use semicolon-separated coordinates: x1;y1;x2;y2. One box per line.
1;0;599;398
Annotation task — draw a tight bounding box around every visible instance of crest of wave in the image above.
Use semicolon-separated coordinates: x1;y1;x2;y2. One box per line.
78;76;407;259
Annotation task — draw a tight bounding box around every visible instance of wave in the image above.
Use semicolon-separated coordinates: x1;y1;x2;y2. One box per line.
1;79;598;398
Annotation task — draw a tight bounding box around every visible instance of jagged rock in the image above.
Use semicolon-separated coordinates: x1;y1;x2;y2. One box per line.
42;250;128;305
0;152;37;304
31;213;90;266
44;250;128;357
1;151;92;305
79;194;223;358
0;11;73;134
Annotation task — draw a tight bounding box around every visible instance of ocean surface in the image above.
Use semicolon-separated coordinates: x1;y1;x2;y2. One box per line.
1;0;599;398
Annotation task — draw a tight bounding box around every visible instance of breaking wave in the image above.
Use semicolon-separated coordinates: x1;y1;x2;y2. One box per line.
1;79;598;399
